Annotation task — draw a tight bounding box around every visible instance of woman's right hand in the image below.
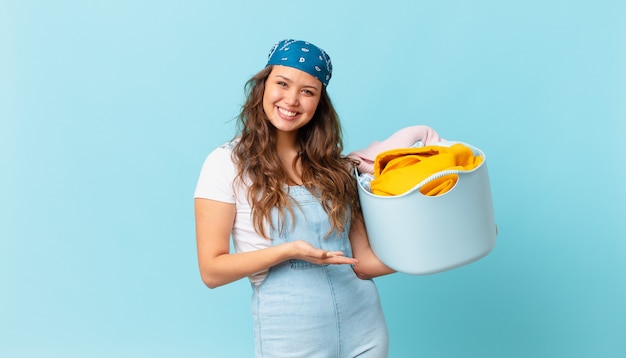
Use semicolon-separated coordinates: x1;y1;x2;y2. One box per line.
289;240;358;266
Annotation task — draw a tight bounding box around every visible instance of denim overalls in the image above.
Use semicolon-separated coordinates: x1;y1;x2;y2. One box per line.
251;186;389;357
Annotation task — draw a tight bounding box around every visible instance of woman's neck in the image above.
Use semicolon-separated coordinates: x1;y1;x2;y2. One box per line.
275;131;303;185
275;130;299;156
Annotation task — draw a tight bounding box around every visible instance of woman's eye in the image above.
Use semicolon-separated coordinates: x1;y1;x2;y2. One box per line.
302;89;313;95
277;81;287;87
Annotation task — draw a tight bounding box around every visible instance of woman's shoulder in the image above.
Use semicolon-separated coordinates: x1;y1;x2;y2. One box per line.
195;139;240;200
196;139;239;172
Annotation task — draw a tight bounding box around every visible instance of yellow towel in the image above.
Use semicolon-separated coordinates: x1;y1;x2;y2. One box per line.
370;143;483;196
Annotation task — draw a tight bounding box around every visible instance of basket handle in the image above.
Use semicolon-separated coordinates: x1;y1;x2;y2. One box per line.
405;169;461;195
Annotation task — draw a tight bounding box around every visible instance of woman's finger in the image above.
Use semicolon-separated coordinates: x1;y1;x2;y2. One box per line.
324;251;345;258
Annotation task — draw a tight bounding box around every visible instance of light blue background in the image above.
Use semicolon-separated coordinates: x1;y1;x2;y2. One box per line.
2;0;625;357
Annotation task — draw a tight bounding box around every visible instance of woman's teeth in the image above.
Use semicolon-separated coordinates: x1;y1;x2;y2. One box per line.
278;107;297;117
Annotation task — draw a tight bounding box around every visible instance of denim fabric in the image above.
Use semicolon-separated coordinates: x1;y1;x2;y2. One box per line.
251;186;389;358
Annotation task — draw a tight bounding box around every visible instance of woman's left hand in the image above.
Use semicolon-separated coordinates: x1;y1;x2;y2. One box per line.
349;218;396;279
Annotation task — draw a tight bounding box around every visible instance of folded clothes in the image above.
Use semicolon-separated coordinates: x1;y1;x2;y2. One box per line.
370;143;483;196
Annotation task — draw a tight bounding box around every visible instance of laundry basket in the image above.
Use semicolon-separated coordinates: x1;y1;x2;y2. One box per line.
356;141;497;275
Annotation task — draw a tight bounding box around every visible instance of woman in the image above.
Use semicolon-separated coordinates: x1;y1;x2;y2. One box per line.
194;39;395;357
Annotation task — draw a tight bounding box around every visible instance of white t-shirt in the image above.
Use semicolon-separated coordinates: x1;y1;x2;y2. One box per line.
194;141;270;285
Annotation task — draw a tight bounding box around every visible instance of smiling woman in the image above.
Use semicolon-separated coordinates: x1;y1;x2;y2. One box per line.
194;39;395;357
4;1;625;356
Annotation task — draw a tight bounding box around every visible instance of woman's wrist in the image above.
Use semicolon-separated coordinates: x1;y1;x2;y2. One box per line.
277;241;299;261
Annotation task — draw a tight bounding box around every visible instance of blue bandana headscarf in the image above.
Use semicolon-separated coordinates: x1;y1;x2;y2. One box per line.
266;39;332;87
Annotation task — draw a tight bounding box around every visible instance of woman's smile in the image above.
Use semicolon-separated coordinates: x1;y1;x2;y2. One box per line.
277;106;299;119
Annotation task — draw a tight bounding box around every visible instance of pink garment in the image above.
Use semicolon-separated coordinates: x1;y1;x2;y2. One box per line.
347;125;443;174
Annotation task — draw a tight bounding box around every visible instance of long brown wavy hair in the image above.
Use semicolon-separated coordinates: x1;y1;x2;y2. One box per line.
232;65;361;239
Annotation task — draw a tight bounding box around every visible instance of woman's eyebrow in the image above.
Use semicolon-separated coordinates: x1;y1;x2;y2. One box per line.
274;74;292;82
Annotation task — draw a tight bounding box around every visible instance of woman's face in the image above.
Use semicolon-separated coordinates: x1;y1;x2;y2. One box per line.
263;65;322;134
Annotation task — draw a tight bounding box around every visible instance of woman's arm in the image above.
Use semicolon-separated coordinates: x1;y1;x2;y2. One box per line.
195;198;358;289
349;217;396;279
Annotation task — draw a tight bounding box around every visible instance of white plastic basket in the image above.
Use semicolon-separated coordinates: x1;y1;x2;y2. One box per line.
356;141;497;275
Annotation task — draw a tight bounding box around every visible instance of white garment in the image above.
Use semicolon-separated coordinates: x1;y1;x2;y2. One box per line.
194;140;270;285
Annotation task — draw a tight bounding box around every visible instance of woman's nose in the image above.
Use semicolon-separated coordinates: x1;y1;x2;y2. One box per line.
284;89;299;106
